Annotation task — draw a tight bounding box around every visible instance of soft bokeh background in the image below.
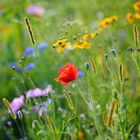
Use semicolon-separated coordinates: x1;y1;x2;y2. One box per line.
0;0;140;139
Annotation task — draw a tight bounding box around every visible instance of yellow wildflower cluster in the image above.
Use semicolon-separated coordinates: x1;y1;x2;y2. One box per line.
73;40;91;49
53;15;118;53
74;32;97;49
126;2;140;23
82;32;97;40
98;15;118;29
53;39;71;53
53;32;97;53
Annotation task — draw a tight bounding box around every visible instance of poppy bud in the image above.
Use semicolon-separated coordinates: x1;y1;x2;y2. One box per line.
84;62;90;70
104;54;108;61
111;49;117;57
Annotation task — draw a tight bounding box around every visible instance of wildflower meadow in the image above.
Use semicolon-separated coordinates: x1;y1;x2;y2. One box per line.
0;0;140;140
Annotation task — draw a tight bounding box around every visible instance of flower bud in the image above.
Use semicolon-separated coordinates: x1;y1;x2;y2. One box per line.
84;62;90;70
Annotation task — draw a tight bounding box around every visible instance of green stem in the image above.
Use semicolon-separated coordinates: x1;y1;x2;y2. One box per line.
131;53;140;78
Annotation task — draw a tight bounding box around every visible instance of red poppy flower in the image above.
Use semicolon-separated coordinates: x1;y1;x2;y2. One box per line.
55;63;78;86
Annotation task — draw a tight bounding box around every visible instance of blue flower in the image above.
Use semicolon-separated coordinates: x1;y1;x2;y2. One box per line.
16;67;22;73
78;70;84;78
37;42;48;51
9;62;22;73
42;98;52;107
25;63;35;70
39;107;48;116
9;62;16;68
24;47;34;56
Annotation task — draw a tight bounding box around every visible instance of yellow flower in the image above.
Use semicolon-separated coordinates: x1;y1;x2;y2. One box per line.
82;32;97;40
110;15;118;22
77;131;84;139
98;18;110;28
133;2;140;11
73;40;91;49
53;39;71;53
126;12;136;23
0;26;11;34
135;12;140;19
98;15;118;28
53;39;67;47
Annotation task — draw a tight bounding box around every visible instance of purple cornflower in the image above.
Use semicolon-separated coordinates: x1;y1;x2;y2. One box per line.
39;107;48;116
42;98;52;107
10;95;24;114
22;109;30;115
78;70;84;78
25;63;35;70
26;85;53;98
32;105;40;114
24;47;34;56
32;98;52;115
37;42;48;51
26;5;45;16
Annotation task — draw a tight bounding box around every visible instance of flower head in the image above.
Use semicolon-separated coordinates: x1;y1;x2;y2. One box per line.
98;15;118;28
73;40;91;49
133;2;140;11
25;63;35;71
32;98;52;115
9;62;22;73
53;39;71;53
55;63;78;86
37;42;48;51
135;12;140;19
24;47;34;56
9;62;16;68
26;85;53;98
126;12;136;23
78;70;84;78
98;18;111;28
26;5;45;16
10;95;24;114
110;15;118;22
82;32;97;40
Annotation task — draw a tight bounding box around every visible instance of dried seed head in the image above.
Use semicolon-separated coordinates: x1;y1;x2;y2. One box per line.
3;98;16;120
63;90;74;110
133;24;139;48
24;17;36;46
88;57;97;75
105;99;117;127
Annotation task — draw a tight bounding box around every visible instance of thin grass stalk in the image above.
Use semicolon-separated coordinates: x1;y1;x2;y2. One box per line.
47;116;57;140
